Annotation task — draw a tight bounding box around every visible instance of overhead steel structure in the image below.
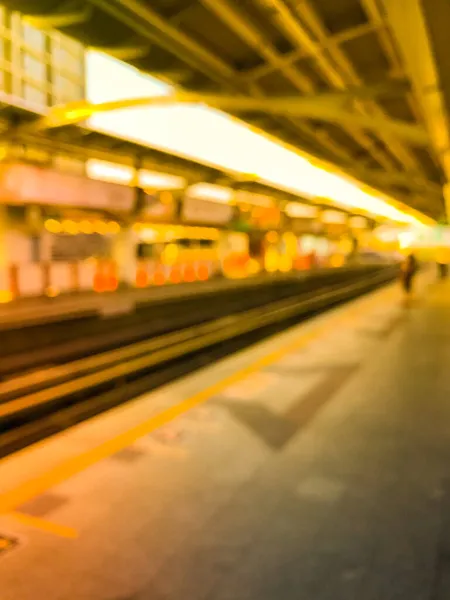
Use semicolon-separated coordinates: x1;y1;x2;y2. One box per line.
3;0;449;220
0;99;325;211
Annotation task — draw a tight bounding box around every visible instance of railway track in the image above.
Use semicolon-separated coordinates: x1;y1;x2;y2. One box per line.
0;266;397;458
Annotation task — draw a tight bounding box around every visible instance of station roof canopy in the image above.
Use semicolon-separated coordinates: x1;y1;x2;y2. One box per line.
5;0;450;220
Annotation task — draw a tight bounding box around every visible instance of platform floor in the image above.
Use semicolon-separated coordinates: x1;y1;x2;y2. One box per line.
0;273;448;599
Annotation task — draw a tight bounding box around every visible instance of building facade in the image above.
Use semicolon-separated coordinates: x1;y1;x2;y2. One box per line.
0;6;85;109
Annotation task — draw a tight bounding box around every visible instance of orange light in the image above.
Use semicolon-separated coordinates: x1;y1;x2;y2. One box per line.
265;231;278;244
45;219;62;233
106;276;118;291
93;262;107;292
0;290;13;303
183;264;196;282
154;269;166;285
45;286;60;298
136;265;149;288
94;275;106;292
197;264;209;281
169;266;182;284
330;254;345;268
80;220;94;234
160;191;173;205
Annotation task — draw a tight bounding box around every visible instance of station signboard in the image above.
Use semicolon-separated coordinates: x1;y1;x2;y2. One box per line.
50;233;112;261
181;196;234;225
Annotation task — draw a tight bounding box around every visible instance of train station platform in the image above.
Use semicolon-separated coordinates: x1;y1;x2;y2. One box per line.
0;271;448;600
0;273;297;330
0;265;385;330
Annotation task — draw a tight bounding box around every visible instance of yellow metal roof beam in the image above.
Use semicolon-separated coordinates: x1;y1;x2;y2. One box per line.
23;7;92;29
91;1;355;166
199;0;394;171
91;0;237;85
246;22;382;82
276;0;422;174
20;90;428;145
90;45;151;61
97;1;365;170
381;0;449;219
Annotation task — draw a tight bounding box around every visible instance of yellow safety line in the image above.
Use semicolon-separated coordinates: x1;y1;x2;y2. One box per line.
0;285;394;516
9;511;78;539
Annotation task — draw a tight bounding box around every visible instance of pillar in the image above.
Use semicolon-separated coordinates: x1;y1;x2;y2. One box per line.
112;226;137;287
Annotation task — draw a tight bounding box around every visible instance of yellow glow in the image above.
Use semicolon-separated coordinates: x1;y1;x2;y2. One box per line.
338;238;353;254
160;191;172;205
79;220;94;234
0;290;13;303
349;216;368;229
321;210;347;224
266;231;279;244
139;170;186;190
399;231;415;249
107;220;121;234
86;51;431;226
45;219;62;234
283;232;297;255
194;227;219;240
140;227;158;242
265;248;279;272
247;258;261;275
279;255;292;272
330;255;345;267
285;202;318;219
86;159;134;185
93;220;109;235
162;243;178;265
61;220;78;235
63;107;93;121
374;225;404;243
187;183;235;204
86;159;186;190
45;286;60;298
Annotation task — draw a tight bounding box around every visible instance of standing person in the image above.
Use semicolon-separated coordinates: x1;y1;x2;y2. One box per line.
400;253;418;294
435;249;448;279
437;262;448;279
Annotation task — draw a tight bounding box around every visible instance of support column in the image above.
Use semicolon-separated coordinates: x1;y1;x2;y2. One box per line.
0;206;15;299
0;206;10;269
112;226;137;287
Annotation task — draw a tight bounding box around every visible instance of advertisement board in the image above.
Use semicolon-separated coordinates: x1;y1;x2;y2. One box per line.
0;162;135;212
181;196;234;225
50;233;112;261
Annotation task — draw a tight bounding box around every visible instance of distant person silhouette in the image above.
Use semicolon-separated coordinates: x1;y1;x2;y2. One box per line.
437;262;448;279
400;253;418;294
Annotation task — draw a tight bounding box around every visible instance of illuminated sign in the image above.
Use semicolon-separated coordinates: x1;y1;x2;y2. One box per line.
0;162;135;212
349;216;368;229
50;233;112;261
320;210;347;224
181;196;234;225
403;226;450;248
285;202;318;218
